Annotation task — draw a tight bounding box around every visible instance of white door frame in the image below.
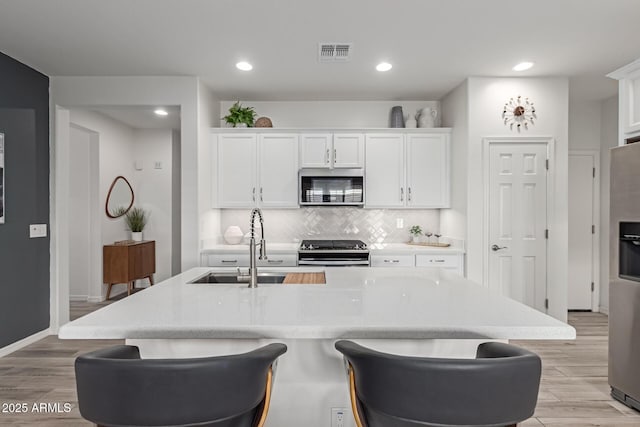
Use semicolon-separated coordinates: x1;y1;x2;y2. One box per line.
482;136;556;312
568;149;601;312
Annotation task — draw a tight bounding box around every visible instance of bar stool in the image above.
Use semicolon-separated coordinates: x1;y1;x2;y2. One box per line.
75;343;287;427
335;340;541;427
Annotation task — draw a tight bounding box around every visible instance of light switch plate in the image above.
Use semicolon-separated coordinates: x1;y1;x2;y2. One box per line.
396;218;404;229
29;224;47;238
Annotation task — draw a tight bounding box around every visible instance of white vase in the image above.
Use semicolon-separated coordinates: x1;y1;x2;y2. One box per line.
131;231;143;242
224;226;244;245
404;114;417;128
417;107;438;128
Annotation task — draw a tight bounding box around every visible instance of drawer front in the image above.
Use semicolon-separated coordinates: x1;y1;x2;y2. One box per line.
371;254;415;267
415;254;460;268
257;254;297;267
206;254;250;267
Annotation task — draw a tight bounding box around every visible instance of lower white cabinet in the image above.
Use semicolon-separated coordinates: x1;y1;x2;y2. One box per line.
415;254;464;274
370;255;414;267
204;253;297;268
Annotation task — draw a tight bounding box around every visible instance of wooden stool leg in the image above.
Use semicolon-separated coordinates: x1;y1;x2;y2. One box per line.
128;281;134;296
106;283;113;300
147;275;154;286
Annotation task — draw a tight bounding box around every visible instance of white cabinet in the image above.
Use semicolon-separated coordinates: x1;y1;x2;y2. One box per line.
365;134;405;207
216;133;298;208
416;254;464;275
300;133;364;168
608;59;640;142
365;132;450;208
371;254;414;267
217;134;257;208
203;252;296;268
258;134;299;208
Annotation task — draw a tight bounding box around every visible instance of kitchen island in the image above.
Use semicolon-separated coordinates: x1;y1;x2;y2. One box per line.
59;267;574;427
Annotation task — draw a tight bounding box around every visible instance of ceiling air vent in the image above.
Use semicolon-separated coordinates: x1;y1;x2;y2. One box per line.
318;43;353;62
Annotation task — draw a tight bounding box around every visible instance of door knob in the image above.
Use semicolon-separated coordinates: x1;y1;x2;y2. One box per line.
491;244;507;251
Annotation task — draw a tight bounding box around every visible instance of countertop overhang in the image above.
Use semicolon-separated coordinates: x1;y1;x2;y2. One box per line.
59;267;574;340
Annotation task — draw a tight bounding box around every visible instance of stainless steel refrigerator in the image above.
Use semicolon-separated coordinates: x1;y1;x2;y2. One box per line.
610;142;640;410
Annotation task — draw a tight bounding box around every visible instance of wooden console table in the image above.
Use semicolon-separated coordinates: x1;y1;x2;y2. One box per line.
103;240;156;300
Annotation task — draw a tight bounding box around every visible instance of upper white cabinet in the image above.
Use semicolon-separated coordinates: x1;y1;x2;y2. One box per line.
215;133;298;208
300;133;364;168
608;58;640;142
365;132;450;209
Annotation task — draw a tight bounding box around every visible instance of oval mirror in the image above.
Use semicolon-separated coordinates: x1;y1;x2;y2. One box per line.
105;176;134;218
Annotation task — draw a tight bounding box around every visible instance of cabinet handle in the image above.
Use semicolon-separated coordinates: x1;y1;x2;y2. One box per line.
384;259;400;263
252;187;256;201
221;260;238;263
326;148;330;164
408;187;412;202
267;259;284;264
400;187;404;202
334;148;337;164
260;187;263;202
429;259;445;263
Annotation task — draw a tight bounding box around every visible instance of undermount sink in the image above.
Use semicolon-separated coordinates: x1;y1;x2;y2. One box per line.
189;272;287;284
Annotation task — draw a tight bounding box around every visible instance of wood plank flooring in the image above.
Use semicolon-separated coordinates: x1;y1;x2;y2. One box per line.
0;307;638;426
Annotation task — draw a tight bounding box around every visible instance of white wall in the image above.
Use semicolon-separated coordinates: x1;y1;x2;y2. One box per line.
569;100;602;150
132;129;175;283
219;100;440;128
600;95;619;313
466;77;570;321
440;81;468;242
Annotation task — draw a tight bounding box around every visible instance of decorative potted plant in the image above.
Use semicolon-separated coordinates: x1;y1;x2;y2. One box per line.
409;225;423;243
125;207;148;241
222;101;257;127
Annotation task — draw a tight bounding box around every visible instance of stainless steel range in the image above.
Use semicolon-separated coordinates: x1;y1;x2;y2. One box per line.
298;239;370;266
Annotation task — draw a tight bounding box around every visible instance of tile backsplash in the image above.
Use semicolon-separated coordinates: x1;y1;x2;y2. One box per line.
219;208;440;244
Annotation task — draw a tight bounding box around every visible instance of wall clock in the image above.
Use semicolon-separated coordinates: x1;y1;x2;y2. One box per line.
502;96;536;132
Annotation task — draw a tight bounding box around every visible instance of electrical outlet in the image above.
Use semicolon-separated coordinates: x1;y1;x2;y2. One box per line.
396;218;404;229
331;407;347;427
29;224;47;238
154;161;162;169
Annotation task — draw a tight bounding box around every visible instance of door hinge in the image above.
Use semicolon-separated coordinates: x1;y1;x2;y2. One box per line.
545;298;549;309
591;282;595;292
545;229;549;239
592;225;596;234
545;159;549;170
593;167;596;178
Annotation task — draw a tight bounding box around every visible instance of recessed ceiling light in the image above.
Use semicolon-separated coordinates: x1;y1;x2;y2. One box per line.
236;61;253;71
376;62;393;72
154;108;168;116
513;61;534;71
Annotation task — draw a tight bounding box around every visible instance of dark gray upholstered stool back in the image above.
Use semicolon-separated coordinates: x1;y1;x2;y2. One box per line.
75;343;287;427
335;341;541;427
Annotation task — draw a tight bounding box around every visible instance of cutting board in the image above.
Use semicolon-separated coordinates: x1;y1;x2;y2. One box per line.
283;272;326;284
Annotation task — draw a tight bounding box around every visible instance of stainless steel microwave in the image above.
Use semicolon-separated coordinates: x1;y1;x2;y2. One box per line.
299;169;364;206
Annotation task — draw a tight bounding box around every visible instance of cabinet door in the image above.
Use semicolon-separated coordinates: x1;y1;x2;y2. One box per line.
365;134;405;208
406;134;450;208
258;134;299;208
218;134;257;208
300;133;332;168
333;133;364;168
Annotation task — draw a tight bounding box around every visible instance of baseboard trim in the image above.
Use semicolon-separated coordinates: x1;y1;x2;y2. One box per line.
0;328;51;357
87;295;104;303
599;305;609;315
69;295;88;301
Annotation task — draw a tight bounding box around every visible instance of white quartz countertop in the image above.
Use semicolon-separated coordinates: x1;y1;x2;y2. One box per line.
202;243;299;253
201;242;464;254
59;267;574;340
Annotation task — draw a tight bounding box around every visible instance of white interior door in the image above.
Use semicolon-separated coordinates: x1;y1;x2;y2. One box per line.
568;153;595;310
488;143;548;311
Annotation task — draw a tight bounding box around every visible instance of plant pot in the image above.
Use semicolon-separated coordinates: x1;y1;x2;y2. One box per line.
131;231;143;242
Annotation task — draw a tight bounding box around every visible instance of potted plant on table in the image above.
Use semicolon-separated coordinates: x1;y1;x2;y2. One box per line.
409;225;423;243
125;206;148;241
222;101;257;127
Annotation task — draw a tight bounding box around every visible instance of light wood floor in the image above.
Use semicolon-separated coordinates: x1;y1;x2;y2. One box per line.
0;307;638;426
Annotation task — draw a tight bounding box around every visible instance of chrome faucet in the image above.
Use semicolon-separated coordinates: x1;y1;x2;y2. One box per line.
237;208;267;288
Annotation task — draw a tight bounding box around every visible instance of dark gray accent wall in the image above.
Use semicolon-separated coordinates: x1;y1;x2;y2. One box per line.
0;52;50;348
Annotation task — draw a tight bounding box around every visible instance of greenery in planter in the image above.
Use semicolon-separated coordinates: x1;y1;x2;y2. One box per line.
222;101;257;127
409;225;423;236
124;207;149;232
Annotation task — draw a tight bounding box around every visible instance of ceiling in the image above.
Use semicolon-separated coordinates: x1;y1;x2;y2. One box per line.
90;106;180;130
0;0;637;101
